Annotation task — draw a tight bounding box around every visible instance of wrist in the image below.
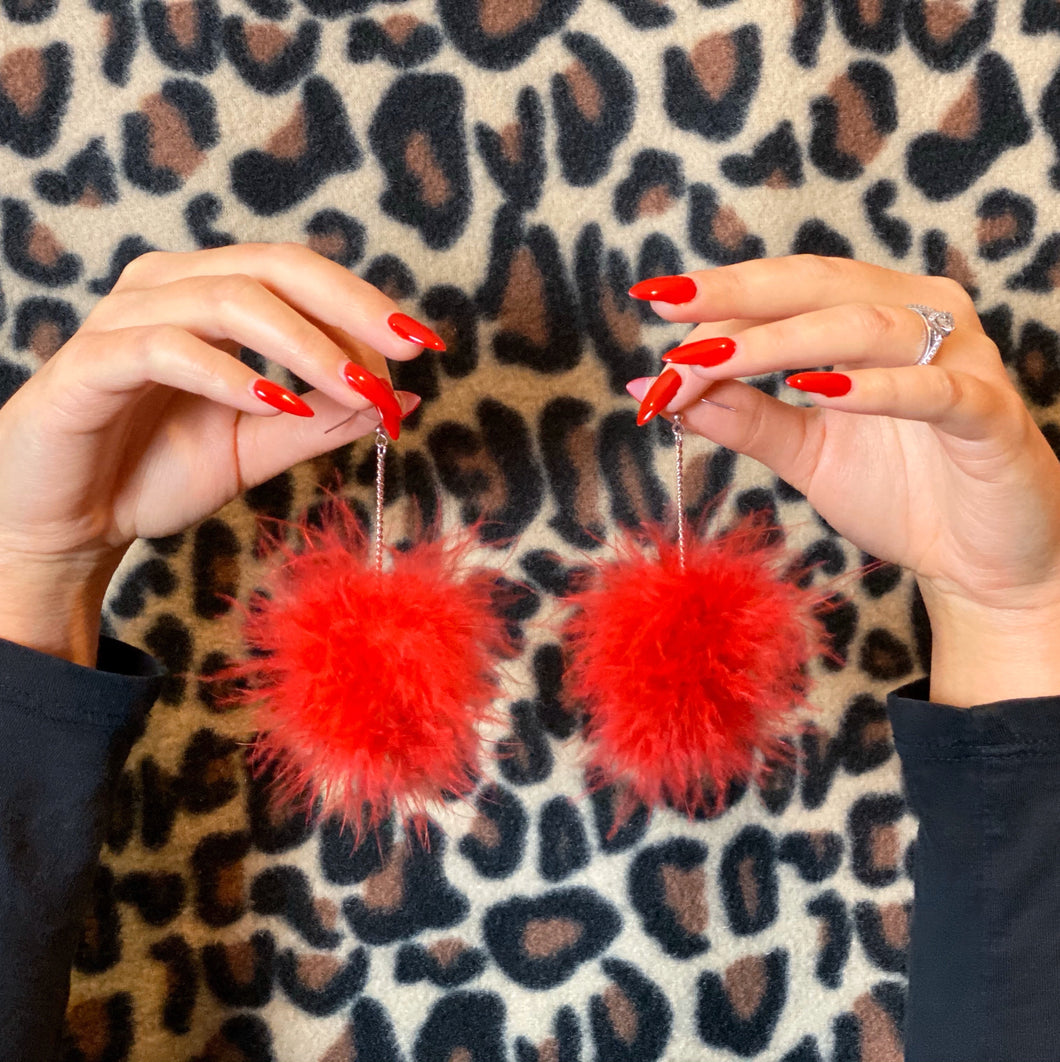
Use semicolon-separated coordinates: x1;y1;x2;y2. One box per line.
0;550;122;666
919;579;1060;707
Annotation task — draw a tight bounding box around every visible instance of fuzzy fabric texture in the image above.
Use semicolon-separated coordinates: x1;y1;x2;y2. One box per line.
564;529;827;816
241;505;509;833
2;1;1060;1059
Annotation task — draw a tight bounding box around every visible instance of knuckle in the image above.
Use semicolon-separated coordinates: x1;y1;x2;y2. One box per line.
212;272;260;307
114;250;164;290
936;369;965;409
848;302;896;343
793;254;846;283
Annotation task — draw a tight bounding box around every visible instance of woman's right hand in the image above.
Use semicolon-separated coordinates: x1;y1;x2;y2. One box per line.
0;242;442;663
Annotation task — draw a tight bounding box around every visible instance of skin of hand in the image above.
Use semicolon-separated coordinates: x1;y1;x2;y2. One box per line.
0;243;441;666
629;255;1060;707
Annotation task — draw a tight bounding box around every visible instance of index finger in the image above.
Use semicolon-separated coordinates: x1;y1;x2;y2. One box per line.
630;255;979;330
112;243;446;362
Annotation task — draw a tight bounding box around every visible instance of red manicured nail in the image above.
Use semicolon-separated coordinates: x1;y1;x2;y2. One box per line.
388;312;446;351
663;336;736;367
628;275;697;304
342;362;403;438
636;368;682;425
252;378;314;417
786;372;852;397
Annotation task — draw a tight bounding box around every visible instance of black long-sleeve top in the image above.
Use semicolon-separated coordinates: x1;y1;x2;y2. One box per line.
2;635;1059;1061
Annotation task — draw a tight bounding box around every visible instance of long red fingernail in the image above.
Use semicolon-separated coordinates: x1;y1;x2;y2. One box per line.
636;368;682;425
663;336;736;367
342;362;403;438
252;378;314;417
786;372;852;397
388;312;446;351
628;275;697;304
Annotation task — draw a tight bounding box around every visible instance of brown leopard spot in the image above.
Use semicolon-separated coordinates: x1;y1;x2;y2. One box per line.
499;246;548;347
879;903;909;950
944;246;977;293
315;897;339;930
266;104;307;160
523;917;583;958
564;60;602;122
601;286;641;352
298;954;340;991
142;94;205;177
78;186;104;208
852;993;903;1062
65;998;110;1060
661;864;708;936
924;0;970;40
617;448;654;526
939;78;979;139
830;74;885;165
690;34;736;102
306;232;346;261
713;205;748;250
31;321;63;360
405;130;452;208
363;844;407;911
480;0;540;38
449;1049;473;1062
538;1040;560;1062
225;941;258;984
101;13;115;46
168;1;199;47
858;0;883;24
725;955;766;1020
470;812;501;848
244;22;289;64
809;831;832;858
636;185;673;217
863;720;890;747
603;985;638;1044
0;47;45;116
738;857;760;921
383;14;420;45
1024;346;1046;382
870;823;899;873
429;938;467;967
764;169;791;189
1050;263;1060;292
571;425;604;529
321;1029;355;1062
977;212;1018;245
500;121;523;164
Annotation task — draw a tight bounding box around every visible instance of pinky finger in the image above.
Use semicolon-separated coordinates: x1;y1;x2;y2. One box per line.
786;367;1011;442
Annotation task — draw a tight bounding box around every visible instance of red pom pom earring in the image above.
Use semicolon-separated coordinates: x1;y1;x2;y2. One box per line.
240;427;509;835
563;413;827;817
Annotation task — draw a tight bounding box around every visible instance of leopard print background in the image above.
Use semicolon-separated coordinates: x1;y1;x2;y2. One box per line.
2;1;1059;1058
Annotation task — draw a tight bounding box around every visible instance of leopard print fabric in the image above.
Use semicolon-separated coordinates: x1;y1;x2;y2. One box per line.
2;1;1060;1059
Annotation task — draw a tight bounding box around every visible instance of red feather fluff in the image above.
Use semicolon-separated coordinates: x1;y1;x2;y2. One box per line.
240;504;508;832
563;527;827;817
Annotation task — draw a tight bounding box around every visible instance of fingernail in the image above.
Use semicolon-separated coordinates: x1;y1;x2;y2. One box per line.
628;275;697;304
786;371;852;397
252;378;314;417
396;390;422;417
625;377;652;401
636;368;682;426
342;362;403;439
388;312;446;351
663;336;736;367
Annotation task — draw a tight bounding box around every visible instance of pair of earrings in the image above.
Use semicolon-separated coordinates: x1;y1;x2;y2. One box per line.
240;383;825;837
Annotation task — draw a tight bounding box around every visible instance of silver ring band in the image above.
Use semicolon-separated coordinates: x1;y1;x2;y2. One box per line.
906;304;955;366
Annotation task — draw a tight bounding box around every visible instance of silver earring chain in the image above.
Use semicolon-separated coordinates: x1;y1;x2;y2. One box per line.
672;413;686;573
374;427;387;575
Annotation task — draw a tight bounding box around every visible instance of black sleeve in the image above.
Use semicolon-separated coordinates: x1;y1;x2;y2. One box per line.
0;635;163;1062
888;678;1060;1062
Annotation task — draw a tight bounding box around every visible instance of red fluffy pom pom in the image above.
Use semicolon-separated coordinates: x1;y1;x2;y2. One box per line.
563;527;827;816
239;504;508;833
